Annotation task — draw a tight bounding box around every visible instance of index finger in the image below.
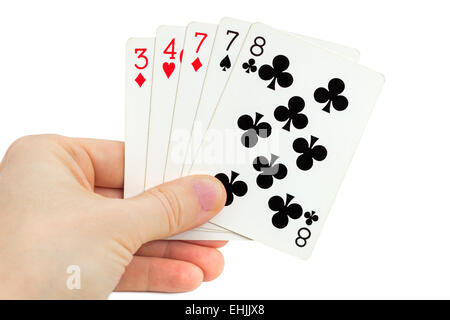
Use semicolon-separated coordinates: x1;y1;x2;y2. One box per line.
72;138;124;189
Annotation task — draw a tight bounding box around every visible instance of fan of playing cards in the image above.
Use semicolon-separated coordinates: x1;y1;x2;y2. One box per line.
124;18;384;259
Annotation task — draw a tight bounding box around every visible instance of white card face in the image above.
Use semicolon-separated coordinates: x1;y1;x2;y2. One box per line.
190;23;384;258
173;18;251;235
164;22;218;182
298;34;360;62
169;229;250;240
182;18;360;176
145;26;185;190
181;18;251;176
124;38;155;198
150;23;238;235
179;18;361;236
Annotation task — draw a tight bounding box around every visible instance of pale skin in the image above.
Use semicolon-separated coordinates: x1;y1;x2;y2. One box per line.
0;134;228;299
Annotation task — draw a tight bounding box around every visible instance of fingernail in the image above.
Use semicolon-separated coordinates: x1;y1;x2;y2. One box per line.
193;178;222;211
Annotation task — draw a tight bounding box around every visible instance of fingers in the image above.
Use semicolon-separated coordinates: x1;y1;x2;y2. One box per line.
116;175;226;242
114;256;203;293
136;240;225;281
70;138;124;189
0;135;125;190
182;240;228;248
94;187;123;199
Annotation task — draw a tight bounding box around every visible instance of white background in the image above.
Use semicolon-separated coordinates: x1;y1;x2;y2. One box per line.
0;0;449;299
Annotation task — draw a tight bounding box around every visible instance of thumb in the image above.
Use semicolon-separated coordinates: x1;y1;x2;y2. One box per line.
119;175;226;242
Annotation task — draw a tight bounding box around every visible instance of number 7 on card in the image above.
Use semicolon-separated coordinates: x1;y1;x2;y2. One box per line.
164;22;217;182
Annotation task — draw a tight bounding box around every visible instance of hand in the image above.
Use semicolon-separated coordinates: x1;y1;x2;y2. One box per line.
0;135;227;299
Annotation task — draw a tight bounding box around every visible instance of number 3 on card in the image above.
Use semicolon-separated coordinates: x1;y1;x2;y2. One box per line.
134;48;149;69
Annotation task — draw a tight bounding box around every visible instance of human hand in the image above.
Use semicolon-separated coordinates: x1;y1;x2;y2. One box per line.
0;135;227;299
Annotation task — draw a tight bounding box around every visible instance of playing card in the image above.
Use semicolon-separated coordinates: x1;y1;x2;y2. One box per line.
189;23;384;258
169;228;250;240
180;18;251;176
177;18;362;237
182;18;360;176
124;37;155;198
145;26;185;189
140;23;242;236
164;22;218;183
155;22;237;236
176;18;362;237
299;34;360;62
124;37;213;235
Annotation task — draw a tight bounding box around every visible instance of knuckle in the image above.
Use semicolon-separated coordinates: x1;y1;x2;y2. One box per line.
149;187;183;233
9;134;61;152
3;135;65;165
5;135;38;159
9;135;35;150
